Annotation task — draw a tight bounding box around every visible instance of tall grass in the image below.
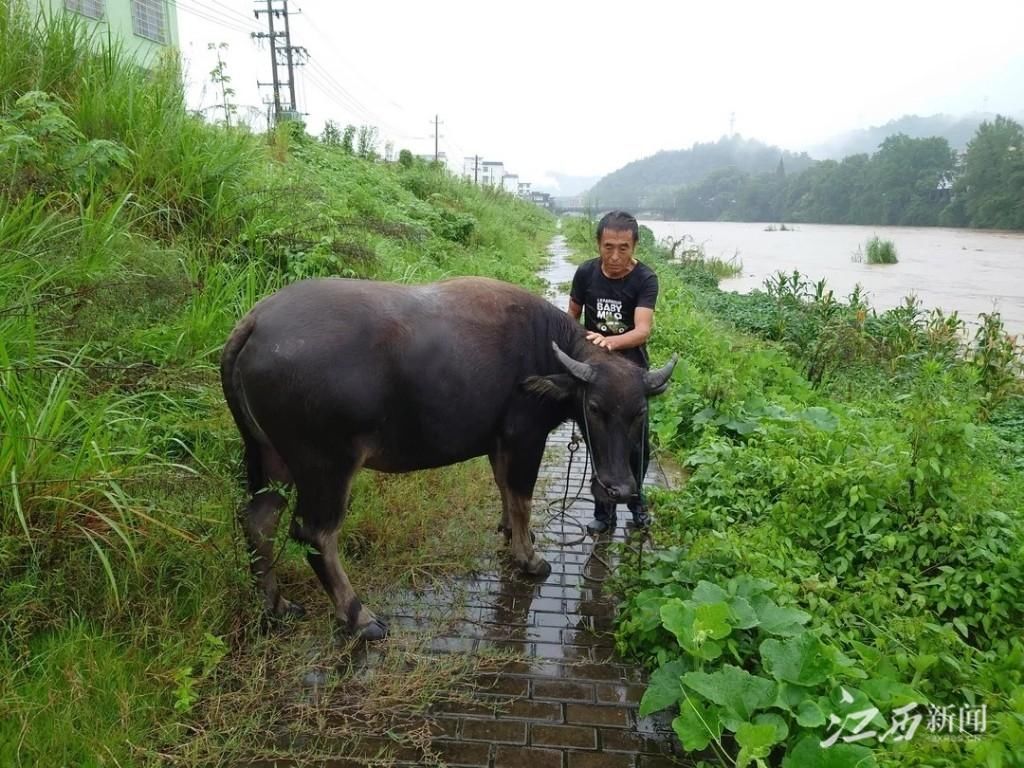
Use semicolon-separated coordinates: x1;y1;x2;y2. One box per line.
1;4;554;764
863;235;899;263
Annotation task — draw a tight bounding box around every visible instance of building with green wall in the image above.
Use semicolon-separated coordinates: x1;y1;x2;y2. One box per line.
25;0;179;64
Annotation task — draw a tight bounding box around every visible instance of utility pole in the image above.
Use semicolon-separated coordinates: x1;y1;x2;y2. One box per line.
253;0;307;125
473;154;480;184
430;114;444;162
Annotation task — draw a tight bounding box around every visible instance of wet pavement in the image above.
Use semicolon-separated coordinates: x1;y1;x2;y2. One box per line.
288;234;690;767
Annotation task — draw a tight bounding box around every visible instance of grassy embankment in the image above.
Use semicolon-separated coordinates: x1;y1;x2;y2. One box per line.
0;8;553;765
564;216;1024;767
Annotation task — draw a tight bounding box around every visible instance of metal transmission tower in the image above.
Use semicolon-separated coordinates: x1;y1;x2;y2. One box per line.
253;0;307;125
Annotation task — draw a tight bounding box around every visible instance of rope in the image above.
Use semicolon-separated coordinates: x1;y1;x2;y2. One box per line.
536;420;652;584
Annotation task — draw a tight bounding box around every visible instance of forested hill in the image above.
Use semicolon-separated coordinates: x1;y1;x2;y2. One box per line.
584;135;815;210
810;112;1011;160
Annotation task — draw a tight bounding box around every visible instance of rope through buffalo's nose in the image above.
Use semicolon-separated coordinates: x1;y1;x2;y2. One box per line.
581;391;614;497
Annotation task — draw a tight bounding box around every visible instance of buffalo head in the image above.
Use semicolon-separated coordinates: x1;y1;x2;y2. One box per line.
527;342;677;505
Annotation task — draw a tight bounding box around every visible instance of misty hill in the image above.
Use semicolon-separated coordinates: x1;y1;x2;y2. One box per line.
533;171;602;197
810;113;1009;159
584;135;815;210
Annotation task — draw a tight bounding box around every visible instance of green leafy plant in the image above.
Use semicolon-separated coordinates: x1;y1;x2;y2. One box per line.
865;236;899;264
625;575;897;767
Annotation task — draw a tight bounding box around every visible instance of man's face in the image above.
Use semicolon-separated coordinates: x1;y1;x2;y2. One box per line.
598;228;636;277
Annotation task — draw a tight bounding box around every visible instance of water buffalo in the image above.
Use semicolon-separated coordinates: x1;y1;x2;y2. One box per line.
220;276;676;641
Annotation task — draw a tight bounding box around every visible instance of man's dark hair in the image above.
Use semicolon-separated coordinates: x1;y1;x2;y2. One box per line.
596;210;639;244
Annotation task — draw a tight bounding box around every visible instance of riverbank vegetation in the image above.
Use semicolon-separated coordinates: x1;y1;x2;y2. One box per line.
0;8;552;764
564;220;1024;767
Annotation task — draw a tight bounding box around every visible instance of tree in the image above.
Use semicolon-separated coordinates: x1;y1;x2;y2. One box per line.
356;125;378;160
321;120;341;146
207;42;236;127
870;134;956;225
341;124;356;154
955;115;1024;229
398;148;414;168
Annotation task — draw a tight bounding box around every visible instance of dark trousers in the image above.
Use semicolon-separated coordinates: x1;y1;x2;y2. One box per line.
593;411;651;522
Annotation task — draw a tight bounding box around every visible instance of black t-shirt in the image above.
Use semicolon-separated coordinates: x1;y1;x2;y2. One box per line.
570;258;659;368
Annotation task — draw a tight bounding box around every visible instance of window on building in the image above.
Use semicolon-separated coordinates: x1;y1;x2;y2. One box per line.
65;0;105;19
131;0;166;43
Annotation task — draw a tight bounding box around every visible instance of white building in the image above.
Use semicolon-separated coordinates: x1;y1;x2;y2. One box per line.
518;181;532;198
501;174;519;194
480;161;505;186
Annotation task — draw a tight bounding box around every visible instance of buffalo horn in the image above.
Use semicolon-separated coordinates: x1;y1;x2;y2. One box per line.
551;342;595;383
644;354;678;392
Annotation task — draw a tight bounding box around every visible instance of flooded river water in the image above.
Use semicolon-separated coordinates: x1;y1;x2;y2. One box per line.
641;220;1024;337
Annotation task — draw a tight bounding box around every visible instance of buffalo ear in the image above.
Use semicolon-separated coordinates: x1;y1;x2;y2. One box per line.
523;374;575;402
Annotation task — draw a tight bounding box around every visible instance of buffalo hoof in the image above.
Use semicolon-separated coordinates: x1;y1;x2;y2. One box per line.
520;554;551;579
266;598;305;625
355;616;389;642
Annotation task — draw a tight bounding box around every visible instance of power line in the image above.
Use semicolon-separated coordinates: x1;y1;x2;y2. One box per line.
201;0;258;26
305;59;378;123
303;67;375;124
292;2;421;144
176;0;254;34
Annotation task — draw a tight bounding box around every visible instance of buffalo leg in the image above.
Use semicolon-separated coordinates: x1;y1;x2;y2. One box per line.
240;447;303;620
500;439;551;578
241;489;306;619
489;449;512;540
290;465;387;641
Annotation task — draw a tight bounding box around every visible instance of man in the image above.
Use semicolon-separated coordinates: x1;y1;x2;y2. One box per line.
568;210;659;534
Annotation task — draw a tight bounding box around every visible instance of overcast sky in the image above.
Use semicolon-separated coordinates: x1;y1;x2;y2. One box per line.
177;0;1024;192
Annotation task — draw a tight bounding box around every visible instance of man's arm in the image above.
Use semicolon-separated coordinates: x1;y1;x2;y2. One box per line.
567;298;583;320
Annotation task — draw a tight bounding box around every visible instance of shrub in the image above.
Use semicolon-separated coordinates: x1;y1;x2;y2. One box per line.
865;236;899;264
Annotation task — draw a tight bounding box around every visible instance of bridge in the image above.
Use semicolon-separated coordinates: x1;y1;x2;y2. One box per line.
550;196;675;219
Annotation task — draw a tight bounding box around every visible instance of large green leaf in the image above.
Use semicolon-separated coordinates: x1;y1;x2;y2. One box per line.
796;698;827;727
773;681;807;713
660;600;724;660
782;735;876;767
692;580;730;604
736;721;781;768
761;634;833;686
732;575;776;599
694;601;733;640
752;595;811;636
660;599;693;643
729;596;760;629
639;659;688;717
754;712;789;742
860;677;926;708
682;665;777;721
671;696;722;752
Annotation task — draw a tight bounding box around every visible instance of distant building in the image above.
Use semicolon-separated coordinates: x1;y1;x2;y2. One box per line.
518;181;532;198
528;191;554;210
479;161;505;186
26;1;180;64
417;151;448;165
501;173;519;194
